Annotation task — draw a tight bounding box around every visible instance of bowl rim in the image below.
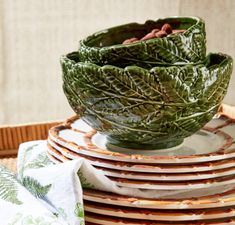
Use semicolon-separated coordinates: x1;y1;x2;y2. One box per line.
80;16;204;50
61;51;232;72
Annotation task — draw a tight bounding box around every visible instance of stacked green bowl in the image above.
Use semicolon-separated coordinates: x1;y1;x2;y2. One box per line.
61;16;233;150
79;17;206;67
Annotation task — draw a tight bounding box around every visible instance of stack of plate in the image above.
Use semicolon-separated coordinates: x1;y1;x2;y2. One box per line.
47;113;235;224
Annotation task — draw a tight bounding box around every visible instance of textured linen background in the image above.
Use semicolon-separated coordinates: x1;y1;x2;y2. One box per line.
0;0;234;125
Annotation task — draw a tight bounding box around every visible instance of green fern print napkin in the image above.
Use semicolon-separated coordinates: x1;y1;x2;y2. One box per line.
0;164;67;225
0;141;85;225
17;141;85;225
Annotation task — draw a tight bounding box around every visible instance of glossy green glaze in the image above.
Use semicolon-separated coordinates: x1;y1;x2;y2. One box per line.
61;52;233;150
79;17;206;68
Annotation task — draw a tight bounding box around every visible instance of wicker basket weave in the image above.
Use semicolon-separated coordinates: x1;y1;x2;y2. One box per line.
0;120;61;171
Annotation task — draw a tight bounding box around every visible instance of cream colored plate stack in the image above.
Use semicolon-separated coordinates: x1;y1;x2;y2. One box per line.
47;105;235;224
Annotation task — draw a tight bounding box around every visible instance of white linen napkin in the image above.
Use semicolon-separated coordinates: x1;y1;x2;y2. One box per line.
0;164;69;225
17;141;85;225
0;140;84;225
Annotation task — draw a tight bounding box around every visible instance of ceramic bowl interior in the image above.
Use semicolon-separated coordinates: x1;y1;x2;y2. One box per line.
82;17;202;48
79;16;206;67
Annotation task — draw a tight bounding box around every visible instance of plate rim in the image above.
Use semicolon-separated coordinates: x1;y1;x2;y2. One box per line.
48;115;235;164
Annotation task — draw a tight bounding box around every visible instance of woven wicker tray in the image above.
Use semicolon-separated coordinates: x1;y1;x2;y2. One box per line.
0;120;61;172
1;103;235;173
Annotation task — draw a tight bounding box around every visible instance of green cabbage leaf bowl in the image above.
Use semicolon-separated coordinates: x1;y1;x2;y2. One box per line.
61;52;233;150
79;16;206;68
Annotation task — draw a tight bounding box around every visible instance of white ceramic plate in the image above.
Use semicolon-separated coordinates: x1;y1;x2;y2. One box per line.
109;175;235;190
47;152;61;164
48;116;235;164
47;143;235;190
85;212;235;225
83;189;235;209
47;139;235;173
47;141;235;180
94;166;235;181
84;200;235;221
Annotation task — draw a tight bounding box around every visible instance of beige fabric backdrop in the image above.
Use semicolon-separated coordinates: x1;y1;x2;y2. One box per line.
0;0;234;125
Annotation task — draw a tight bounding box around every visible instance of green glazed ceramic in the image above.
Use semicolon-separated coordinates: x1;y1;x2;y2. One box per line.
61;52;233;150
79;17;206;68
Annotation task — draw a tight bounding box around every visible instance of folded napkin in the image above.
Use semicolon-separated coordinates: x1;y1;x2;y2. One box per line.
1;139;235;224
0;141;84;225
0;163;68;225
